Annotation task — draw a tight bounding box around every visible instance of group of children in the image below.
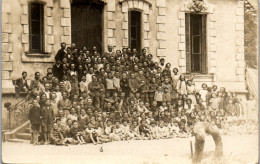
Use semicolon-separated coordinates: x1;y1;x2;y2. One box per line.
24;43;258;145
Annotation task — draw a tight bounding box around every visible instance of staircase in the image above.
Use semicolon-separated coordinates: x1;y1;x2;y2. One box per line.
6;123;31;144
3;96;33;144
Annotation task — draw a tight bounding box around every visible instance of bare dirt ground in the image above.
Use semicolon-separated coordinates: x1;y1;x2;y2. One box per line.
2;134;258;164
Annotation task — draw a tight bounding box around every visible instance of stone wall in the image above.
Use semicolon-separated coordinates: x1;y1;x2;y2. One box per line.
1;0;246;93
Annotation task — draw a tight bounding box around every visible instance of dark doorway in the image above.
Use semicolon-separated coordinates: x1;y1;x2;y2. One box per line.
129;10;141;53
71;1;103;53
185;14;207;74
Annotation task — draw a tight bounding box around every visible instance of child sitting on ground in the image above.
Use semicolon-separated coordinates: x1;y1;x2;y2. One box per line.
150;121;159;139
84;122;102;144
139;119;152;140
50;122;68;146
70;120;86;144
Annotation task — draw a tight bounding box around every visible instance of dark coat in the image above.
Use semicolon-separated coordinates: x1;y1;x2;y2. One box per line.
55;49;66;61
15;78;29;91
28;105;42;125
42;106;55;124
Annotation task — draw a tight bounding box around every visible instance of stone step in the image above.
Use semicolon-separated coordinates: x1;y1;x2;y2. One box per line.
7;138;30;144
16;133;31;140
24;128;31;133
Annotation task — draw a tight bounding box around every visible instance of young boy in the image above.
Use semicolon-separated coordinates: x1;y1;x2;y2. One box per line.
78;109;89;131
154;86;164;106
84;122;102;144
150;121;159;139
129;121;141;140
157;120;169;139
50;122;68;146
29;99;42;145
70;120;86;144
42;99;55;144
139;120;151;139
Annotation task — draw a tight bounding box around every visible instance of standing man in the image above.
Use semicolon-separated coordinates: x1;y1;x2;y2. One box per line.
55;42;67;61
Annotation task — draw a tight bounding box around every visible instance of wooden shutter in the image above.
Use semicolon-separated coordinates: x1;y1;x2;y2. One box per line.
185;13;191;74
201;14;207;74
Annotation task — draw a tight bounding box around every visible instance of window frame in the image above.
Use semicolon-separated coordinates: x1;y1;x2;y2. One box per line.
185;13;208;74
128;10;142;53
28;2;45;53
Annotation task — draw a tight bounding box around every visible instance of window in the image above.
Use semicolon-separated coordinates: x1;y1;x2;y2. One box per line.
185;14;207;74
129;10;141;53
29;3;44;53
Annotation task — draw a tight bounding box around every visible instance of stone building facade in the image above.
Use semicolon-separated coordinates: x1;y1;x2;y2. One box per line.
2;0;247;93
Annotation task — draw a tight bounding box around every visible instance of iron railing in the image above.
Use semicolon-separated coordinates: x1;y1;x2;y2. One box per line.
4;98;33;131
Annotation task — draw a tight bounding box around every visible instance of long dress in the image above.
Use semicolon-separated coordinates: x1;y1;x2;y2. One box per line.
176;80;187;95
186;85;197;105
171;74;180;89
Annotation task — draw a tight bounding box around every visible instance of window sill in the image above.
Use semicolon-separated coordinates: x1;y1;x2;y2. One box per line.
25;52;51;58
22;52;54;63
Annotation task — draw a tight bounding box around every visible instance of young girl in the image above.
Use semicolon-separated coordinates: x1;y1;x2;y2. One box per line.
209;92;220;111
199;83;208;107
186;80;197;105
176;75;187;95
171;68;180;89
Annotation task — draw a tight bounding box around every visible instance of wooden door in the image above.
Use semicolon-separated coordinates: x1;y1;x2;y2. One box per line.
71;3;103;53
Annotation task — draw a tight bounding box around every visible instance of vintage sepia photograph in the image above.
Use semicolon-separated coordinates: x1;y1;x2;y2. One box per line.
1;0;259;163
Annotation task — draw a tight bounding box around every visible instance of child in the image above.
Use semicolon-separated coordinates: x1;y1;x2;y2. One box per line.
137;101;149;113
246;94;257;122
70;120;86;144
157;120;169;139
50;122;68;146
154;86;164;106
139;120;151;139
186;80;197;105
235;98;244;119
111;121;124;141
199;83;208;107
163;88;171;103
129;121;141;140
169;121;180;137
84;122;102;144
50;92;59;117
42;99;55;144
106;72;115;96
78;109;89;131
176;75;187;95
171;68;180;89
28;99;42;145
209;92;220;111
121;120;132;140
150;121;159;139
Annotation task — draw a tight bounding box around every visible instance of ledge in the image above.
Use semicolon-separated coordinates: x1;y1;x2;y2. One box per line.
22;52;55;63
119;0;152;6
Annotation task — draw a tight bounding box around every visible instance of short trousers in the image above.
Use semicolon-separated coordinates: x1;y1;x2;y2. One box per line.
31;124;40;131
42;124;52;132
